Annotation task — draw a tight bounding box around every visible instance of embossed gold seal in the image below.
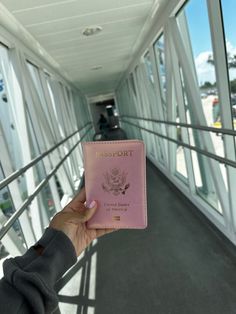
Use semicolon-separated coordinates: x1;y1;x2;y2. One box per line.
102;167;130;196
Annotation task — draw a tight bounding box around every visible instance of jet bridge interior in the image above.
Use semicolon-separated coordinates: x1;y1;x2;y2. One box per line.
0;0;236;313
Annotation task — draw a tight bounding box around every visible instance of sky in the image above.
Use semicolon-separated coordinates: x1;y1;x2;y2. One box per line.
183;0;236;84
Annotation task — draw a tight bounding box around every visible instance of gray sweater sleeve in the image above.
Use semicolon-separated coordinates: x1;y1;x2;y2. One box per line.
0;228;77;314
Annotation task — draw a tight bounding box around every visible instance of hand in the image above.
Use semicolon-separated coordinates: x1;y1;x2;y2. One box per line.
49;188;115;256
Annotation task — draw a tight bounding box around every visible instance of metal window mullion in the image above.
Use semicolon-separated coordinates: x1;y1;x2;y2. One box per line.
20;52;68;224
22;60;53;158
165;24;177;175
50;148;75;196
15;50;51;236
168;30;196;194
153;38;167;117
133;69;144;116
45;78;75;193
120;82;137;138
148;45;169;165
136;65;148;116
63;86;78;134
0;211;26;256
63;87;82;177
149;44;169;164
58;84;74;137
133;68;149;143
127;78;138;115
7;48;44;239
55;86;76;185
140;61;165;162
137;65;154;151
38;72;58;140
140;62;153;116
139;62;157;155
39;72;62;142
58;82;73;138
127;79;142;139
127;81;138;121
58;89;79;181
0;126;92;241
39;72;76;194
72;92;83;128
207;0;236;238
0;47;36;247
52;83;75;181
0;121;35;248
68;88;78;128
49;80;67;138
20;56;56;226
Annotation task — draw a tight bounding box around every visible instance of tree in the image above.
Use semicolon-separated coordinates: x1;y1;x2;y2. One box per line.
207;53;236;68
230;79;236;93
201;81;213;89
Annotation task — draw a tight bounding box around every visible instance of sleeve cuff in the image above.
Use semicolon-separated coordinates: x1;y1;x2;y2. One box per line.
4;228;77;289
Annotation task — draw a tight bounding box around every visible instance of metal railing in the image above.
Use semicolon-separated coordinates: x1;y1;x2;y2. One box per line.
0;123;91;190
120;116;236;168
0;123;92;240
120;114;236;136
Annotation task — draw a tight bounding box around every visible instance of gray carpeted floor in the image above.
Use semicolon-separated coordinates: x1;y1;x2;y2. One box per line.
57;160;236;314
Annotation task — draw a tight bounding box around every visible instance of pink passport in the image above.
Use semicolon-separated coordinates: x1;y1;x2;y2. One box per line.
82;140;147;229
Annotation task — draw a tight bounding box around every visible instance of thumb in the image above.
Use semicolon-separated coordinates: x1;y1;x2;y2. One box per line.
83;200;97;222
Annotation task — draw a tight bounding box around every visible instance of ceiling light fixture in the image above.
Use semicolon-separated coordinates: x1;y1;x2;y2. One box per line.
82;26;103;37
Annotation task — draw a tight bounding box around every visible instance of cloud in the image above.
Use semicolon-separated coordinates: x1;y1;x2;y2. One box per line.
226;39;236;55
194;51;216;85
194;40;236;84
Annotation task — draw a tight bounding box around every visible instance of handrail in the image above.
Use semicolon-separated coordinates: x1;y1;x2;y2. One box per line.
0;126;92;241
120;115;236;136
121;119;236;168
0;123;92;190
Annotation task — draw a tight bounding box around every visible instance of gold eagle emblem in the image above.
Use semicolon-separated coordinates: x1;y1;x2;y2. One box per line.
102;167;130;196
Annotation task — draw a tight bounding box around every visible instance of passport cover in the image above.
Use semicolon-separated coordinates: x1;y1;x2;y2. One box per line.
82;140;147;229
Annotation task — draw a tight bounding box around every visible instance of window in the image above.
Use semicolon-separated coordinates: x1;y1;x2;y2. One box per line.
221;0;236;130
154;34;167;108
176;0;225;212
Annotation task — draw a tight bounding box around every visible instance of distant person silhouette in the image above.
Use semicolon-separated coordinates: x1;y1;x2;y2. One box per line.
98;113;108;132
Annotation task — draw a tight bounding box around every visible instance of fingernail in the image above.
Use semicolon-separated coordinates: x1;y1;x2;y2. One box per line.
88;200;96;208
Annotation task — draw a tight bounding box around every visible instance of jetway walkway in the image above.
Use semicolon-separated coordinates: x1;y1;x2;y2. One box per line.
55;160;236;314
0;1;236;312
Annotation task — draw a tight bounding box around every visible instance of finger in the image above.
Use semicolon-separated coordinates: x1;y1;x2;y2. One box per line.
64;188;86;212
65;201;98;223
96;228;117;238
74;187;86;203
82;201;98;222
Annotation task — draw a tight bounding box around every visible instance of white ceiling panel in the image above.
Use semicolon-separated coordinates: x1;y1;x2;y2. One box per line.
0;0;158;96
27;15;144;37
42;29;142;53
4;0;152;13
11;1;152;27
49;36;137;56
0;0;68;11
53;44;132;60
37;18;144;44
25;4;150;36
58;51;129;64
